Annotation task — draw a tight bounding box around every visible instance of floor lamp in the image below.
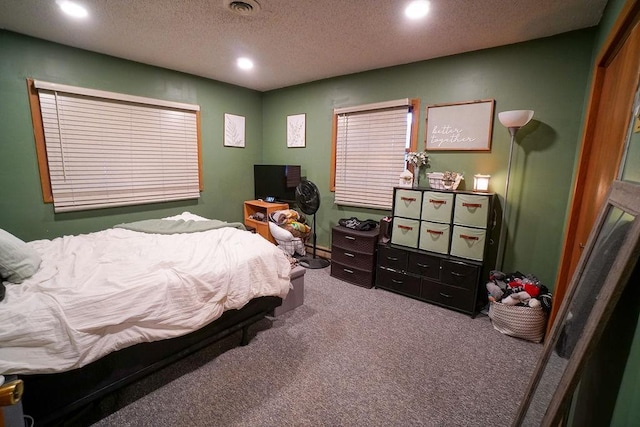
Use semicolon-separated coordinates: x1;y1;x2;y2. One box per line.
495;110;534;272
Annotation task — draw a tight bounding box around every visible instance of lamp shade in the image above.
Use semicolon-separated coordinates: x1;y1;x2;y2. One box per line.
498;110;534;128
473;174;491;192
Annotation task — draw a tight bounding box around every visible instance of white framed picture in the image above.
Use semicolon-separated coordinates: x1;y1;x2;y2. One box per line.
287;113;306;148
425;99;495;151
224;113;245;148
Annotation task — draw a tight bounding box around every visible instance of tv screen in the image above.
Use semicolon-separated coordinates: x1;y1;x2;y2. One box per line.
254;165;301;203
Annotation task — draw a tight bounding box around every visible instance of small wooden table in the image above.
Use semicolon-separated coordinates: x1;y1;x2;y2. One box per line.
243;200;288;244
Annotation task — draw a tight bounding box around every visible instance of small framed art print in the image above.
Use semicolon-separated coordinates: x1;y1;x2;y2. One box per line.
287;113;306;148
224;113;245;148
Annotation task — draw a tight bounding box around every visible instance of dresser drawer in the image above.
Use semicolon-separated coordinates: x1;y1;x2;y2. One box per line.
332;248;375;271
391;217;420;248
440;259;480;290
407;252;441;280
394;189;423;219
421;279;476;313
453;193;490;228
421;191;453;223
418;221;450;255
377;244;409;271
332;227;379;253
376;267;421;297
450;225;486;261
331;261;375;288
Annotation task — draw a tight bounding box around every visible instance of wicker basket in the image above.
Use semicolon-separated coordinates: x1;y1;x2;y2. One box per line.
427;172;462;190
488;302;548;343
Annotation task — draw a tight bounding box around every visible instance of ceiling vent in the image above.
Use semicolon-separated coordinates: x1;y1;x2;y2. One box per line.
224;0;261;16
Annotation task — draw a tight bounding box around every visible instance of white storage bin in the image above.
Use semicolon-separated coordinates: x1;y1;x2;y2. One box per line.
421;191;454;224
391;217;420;248
419;221;451;254
394;189;422;219
450;225;486;261
453;193;490;228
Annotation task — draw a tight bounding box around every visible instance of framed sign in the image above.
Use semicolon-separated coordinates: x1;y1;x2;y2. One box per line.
425;99;494;151
224;113;245;148
287;113;306;148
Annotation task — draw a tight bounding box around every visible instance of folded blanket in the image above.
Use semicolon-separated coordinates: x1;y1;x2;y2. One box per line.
114;219;245;234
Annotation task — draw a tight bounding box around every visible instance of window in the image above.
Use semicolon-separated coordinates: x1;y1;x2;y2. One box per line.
331;98;420;209
28;79;201;213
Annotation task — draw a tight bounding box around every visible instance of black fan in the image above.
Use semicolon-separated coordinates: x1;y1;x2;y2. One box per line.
295;180;330;269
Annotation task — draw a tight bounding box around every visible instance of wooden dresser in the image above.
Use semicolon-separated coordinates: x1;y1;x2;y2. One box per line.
330;225;379;288
376;187;496;316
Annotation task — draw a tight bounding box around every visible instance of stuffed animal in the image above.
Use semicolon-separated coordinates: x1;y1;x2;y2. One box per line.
486;281;504;302
528;298;541;308
502;291;532;306
486;270;551;309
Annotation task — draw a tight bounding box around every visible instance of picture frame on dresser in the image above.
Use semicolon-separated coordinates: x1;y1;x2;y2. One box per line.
375;187;498;317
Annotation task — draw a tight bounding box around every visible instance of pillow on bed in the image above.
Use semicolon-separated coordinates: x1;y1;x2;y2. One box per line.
0;228;42;284
162;211;210;222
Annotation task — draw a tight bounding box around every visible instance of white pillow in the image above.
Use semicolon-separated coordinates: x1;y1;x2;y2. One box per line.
162;211;210;222
0;229;42;284
268;221;295;241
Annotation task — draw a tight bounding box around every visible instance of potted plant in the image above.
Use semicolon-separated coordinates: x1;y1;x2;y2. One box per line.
406;150;431;187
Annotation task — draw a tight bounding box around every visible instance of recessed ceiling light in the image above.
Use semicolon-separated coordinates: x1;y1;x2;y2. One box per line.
57;0;88;18
405;0;430;20
237;57;254;70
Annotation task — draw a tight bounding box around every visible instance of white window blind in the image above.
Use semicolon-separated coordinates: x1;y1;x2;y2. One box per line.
34;80;200;213
334;100;411;209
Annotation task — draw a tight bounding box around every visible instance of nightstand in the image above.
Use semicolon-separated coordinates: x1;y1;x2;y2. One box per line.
243;200;288;244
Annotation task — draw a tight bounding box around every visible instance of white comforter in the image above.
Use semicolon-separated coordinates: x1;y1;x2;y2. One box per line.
0;218;291;375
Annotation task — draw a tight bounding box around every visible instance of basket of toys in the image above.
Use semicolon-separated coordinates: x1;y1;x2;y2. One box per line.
427;171;463;190
486;271;552;343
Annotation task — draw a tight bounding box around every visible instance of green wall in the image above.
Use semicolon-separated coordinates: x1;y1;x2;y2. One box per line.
0;31;262;241
262;29;595;288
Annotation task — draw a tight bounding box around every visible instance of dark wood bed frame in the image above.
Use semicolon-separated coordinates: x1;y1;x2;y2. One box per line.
19;295;282;426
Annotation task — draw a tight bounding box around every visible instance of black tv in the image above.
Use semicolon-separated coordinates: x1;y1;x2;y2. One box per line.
254;165;301;203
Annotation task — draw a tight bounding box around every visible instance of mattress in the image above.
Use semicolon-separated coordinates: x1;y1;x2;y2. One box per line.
0;213;291;375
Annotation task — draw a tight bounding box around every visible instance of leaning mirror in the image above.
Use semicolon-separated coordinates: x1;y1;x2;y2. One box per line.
513;180;640;426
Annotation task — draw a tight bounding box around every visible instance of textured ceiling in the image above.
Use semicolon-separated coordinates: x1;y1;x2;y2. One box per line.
0;0;607;91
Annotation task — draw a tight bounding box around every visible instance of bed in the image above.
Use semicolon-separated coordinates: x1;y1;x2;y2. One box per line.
0;212;291;425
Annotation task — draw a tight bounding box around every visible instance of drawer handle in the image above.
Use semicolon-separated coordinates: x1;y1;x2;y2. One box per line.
460;234;479;241
451;271;464;277
429;199;446;205
344;252;355;257
392;279;403;284
386;256;399;261
462;202;482;208
416;262;430;268
427;229;443;235
398;225;413;231
344;236;356;240
343;268;354;274
401;197;416;202
440;292;453;298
